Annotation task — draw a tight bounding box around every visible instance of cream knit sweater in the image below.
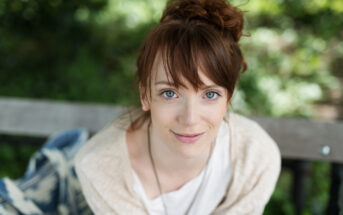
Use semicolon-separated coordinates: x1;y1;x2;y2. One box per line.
75;112;281;215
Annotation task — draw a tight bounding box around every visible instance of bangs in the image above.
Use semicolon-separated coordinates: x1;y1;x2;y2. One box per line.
157;21;235;92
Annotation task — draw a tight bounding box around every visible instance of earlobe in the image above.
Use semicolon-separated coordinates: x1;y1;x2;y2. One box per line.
139;86;150;111
141;97;150;111
139;84;150;111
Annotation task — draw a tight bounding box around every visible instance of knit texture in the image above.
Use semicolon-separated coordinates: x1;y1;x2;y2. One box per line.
75;112;281;215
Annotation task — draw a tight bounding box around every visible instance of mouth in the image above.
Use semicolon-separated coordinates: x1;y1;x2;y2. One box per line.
171;131;204;143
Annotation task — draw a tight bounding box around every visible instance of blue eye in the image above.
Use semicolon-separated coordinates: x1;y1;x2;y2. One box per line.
205;91;218;99
163;90;176;98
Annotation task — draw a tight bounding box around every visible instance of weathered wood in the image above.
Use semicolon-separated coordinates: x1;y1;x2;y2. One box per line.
252;116;343;163
0;97;124;137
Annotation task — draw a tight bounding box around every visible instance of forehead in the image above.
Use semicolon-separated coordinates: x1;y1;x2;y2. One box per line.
152;56;216;88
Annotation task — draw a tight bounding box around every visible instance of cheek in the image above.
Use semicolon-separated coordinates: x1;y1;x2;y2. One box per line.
201;102;228;124
150;102;176;127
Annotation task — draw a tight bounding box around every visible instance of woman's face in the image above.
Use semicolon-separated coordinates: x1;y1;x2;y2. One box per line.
140;59;229;159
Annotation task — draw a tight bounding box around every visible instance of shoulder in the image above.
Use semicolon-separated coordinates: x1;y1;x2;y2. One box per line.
225;112;281;166
73;118;144;214
74;118;132;192
214;112;281;214
74;119;125;169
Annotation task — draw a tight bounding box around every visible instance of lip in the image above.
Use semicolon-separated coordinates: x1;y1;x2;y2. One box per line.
172;131;204;143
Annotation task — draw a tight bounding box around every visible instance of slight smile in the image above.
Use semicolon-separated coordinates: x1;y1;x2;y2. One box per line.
171;131;205;143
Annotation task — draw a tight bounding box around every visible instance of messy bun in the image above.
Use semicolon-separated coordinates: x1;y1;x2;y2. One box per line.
161;0;244;42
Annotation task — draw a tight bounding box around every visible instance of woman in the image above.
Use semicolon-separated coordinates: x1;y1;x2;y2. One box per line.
75;0;281;214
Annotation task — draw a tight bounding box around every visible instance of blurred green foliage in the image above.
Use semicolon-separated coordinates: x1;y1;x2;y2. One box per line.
0;0;342;214
0;143;39;178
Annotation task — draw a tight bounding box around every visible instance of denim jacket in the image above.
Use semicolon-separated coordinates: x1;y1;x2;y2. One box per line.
0;129;93;215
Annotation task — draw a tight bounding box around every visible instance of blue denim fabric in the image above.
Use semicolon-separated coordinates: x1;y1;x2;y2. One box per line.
0;129;93;215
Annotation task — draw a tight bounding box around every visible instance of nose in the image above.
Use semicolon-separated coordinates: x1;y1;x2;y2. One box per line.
177;98;198;126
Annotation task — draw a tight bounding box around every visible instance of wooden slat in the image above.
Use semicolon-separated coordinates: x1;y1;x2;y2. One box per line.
0;97;342;162
252;116;343;163
0;97;124;136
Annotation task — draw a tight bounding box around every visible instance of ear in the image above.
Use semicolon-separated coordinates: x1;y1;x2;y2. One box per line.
139;84;150;111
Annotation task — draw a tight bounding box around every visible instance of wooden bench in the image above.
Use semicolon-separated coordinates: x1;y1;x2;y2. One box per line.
0;96;342;214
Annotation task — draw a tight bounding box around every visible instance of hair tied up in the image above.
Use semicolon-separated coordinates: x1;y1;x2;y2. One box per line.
161;0;244;42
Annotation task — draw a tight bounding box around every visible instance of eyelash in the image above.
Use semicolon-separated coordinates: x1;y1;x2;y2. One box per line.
204;91;221;100
160;89;177;99
159;89;222;100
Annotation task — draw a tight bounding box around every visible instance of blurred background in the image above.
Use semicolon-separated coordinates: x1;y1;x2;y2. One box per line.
0;0;342;214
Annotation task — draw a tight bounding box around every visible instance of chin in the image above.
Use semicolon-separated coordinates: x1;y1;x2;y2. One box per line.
174;138;212;159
